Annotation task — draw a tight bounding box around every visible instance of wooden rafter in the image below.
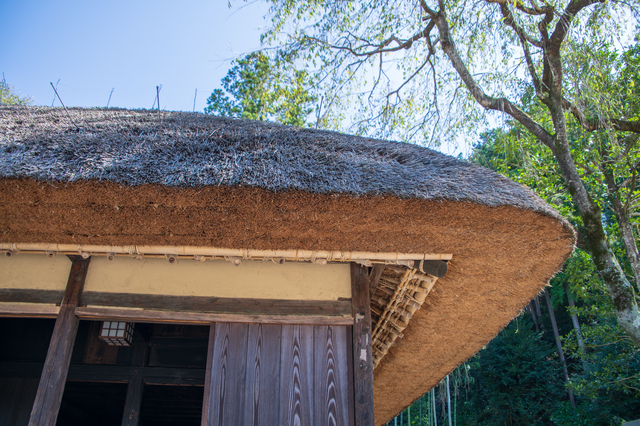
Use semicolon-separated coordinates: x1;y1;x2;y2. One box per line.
370;267;439;369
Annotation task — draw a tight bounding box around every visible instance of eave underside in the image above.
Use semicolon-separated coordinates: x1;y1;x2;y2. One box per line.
0;178;574;423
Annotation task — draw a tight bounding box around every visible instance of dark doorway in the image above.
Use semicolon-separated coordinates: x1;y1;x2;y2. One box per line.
139;385;204;426
0;318;207;426
57;382;128;425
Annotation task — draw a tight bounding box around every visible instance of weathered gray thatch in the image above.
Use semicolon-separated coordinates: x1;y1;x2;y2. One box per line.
1;106;557;218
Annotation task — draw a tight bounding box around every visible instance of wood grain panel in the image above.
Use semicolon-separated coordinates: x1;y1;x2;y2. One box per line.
280;325;315;426
208;323;249;426
202;323;354;426
244;324;282;426
314;325;353;426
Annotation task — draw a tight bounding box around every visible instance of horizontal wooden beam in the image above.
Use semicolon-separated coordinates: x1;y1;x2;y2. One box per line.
0;289;63;305
74;307;354;326
80;292;352;317
0;362;205;386
0;303;59;318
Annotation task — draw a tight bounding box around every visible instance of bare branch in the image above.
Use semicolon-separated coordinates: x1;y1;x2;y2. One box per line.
387;54;433;100
303;26;429;58
433;10;555;147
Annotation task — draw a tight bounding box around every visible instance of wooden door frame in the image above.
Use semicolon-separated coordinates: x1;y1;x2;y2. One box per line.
7;260;375;426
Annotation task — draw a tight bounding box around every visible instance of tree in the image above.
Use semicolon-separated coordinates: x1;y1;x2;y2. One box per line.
458;319;566;426
265;0;640;345
469;123;640;423
0;78;31;106
205;52;316;127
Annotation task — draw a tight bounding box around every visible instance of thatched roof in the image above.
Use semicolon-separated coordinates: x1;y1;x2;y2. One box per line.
0;106;574;424
2;106;558;215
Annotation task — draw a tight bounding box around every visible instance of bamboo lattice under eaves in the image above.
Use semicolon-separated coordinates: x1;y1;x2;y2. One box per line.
371;267;439;369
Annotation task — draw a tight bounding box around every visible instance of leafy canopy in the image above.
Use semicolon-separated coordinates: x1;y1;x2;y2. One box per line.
205;52;316;127
0;79;31;106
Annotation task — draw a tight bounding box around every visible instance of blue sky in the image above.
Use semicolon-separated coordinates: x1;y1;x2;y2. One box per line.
1;0;471;155
1;0;270;112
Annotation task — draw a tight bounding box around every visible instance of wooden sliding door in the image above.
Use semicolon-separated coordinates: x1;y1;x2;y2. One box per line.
202;323;354;426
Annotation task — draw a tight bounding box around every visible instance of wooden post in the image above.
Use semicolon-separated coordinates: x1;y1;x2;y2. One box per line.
121;378;144;426
351;263;374;426
200;324;215;426
28;256;90;426
121;329;150;426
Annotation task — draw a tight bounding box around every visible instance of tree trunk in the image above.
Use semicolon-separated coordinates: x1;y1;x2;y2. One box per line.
431;1;640;347
446;375;452;426
601;162;640;294
547;96;640;347
544;288;576;408
432;388;437;426
566;288;589;371
529;301;540;332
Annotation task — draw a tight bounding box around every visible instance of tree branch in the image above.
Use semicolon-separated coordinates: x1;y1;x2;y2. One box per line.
432;10;555;147
563;97;640;133
549;0;605;50
303;27;430;58
487;0;551;16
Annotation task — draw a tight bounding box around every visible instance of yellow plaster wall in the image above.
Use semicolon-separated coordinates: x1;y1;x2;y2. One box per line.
84;257;351;300
0;254;71;290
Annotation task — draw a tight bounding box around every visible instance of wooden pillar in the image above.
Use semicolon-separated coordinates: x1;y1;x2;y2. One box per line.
351;263;375;426
28;256;90;426
121;378;144;426
121;329;150;426
200;324;215;426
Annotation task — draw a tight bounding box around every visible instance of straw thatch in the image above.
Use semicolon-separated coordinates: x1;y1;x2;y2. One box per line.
2;106;560;218
0;106;574;424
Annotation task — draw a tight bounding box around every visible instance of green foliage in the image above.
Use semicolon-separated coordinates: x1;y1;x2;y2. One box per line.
205;52;316;127
263;0;637;145
457;319;565;426
466;91;640;423
0;79;31;106
552;250;640;423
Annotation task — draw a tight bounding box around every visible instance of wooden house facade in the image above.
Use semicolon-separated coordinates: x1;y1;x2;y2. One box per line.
0;107;574;425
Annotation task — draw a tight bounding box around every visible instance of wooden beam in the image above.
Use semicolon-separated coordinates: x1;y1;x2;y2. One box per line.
200;325;215;426
121;378;144;426
74;306;354;326
368;264;385;297
0;303;60;318
121;329;150;426
80;292;353;317
28;256;90;426
0;289;64;305
419;260;448;278
351;263;375;426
